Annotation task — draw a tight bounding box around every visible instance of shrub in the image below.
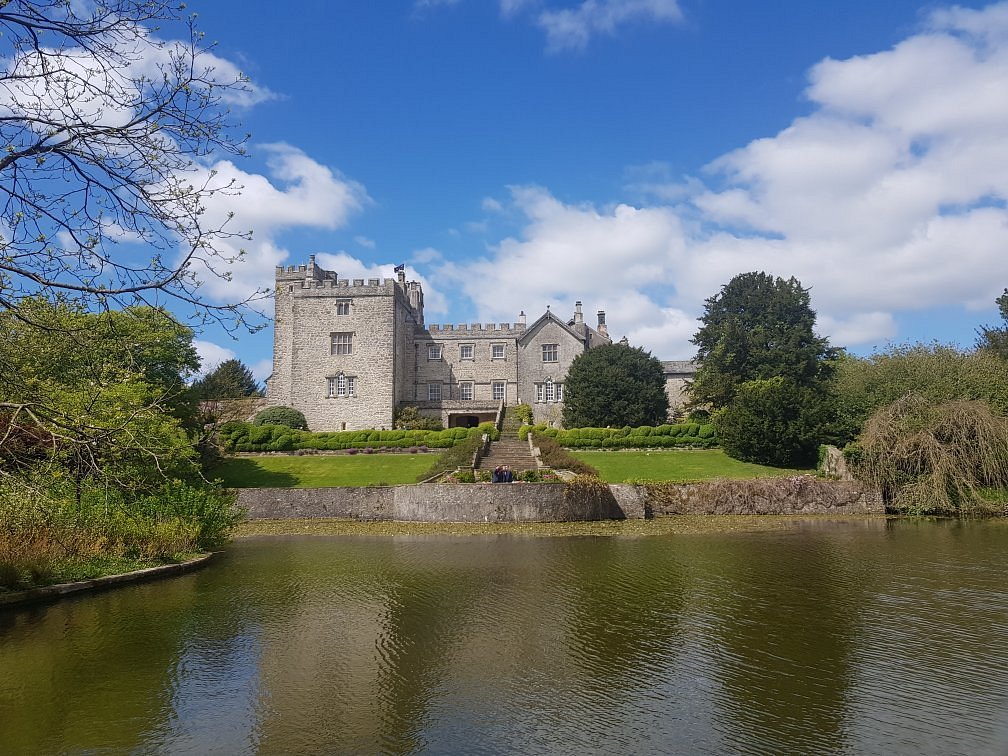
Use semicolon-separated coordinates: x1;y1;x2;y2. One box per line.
416;433;482;482
686;409;711;423
531;431;599;476
715;377;833;468
393;405;443;430
248;425;275;445
253;406;308;430
849;394;1008;515
513;403;534;425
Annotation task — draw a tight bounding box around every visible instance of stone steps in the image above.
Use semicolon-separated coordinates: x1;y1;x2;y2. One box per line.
475;407;538;471
477;439;536;472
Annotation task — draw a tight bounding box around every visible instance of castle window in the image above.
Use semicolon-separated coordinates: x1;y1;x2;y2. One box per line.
327;373;355;398
535;379;562;403
331;332;353;355
336;299;351;316
492;344;505;360
459;381;474;401
428;344;442;360
542;344;558;363
492;381;505;401
428;383;442;401
460;344;474;360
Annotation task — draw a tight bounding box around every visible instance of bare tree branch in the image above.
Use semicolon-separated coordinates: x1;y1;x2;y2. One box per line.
0;1;267;332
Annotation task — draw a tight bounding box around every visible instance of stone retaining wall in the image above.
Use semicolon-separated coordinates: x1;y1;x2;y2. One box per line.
237;476;881;522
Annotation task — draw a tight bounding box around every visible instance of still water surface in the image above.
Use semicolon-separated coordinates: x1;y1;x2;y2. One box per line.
2;518;1007;755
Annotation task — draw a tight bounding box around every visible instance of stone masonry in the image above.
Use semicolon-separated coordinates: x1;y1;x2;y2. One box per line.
267;257;697;431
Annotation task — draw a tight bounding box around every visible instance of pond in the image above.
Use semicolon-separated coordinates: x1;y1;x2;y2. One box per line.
2;518;1007;755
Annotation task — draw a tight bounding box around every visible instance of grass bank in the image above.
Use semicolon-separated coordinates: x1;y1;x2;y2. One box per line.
571;448;811;483
236;515;882;539
211;453;436;488
1;478;241;592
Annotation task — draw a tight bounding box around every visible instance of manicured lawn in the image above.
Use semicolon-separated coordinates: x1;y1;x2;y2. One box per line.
571;448;811;483
211;453;435;488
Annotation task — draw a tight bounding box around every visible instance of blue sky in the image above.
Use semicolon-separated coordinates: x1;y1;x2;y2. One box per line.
172;0;1008;379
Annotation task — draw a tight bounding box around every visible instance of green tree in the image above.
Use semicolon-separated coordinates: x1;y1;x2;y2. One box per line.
192;359;262;400
831;344;1008;443
714;377;832;467
976;288;1008;360
689;272;837;409
563;343;669;428
0;299;202;493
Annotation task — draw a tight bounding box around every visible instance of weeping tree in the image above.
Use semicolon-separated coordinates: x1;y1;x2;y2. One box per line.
848;394;1008;516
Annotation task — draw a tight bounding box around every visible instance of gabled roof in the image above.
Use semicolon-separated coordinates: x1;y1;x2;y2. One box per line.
517;309;585;346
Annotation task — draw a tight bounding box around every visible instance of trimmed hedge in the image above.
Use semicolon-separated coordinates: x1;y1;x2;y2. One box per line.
518;423;717;449
252;406;308;430
218;421;500;454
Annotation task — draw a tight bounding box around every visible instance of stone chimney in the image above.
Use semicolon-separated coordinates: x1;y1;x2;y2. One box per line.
574;301;583;325
519;310;526;326
597;310;608;338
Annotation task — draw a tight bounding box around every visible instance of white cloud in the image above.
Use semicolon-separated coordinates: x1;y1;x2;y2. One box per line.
419;0;682;51
188;143;370;309
500;0;538;17
314;252;451;318
412;247;444;264
193;340;237;374
443;3;1008;354
436;185;687;338
537;0;683;52
354;235;376;248
250;358;274;383
692;2;1008;329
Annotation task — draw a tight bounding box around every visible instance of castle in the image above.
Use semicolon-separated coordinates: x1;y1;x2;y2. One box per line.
266;257;695;431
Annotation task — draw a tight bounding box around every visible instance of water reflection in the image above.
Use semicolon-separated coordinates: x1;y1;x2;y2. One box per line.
696;528;869;754
2;520;1007;755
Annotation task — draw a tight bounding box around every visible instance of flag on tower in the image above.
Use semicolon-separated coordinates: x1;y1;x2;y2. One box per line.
394;263;405;273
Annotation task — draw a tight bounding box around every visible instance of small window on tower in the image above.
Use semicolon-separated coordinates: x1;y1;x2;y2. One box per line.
331;332;353;355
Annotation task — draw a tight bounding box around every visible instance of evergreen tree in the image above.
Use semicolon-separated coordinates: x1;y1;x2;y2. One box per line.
689;272;837;410
193;359;261;400
562;343;669;428
690;272;838;467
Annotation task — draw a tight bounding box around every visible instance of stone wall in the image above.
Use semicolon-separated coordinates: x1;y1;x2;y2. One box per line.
269;259;421;431
237;477;882;522
518;315;587;425
412;325;522;409
238;483;627;522
626;476;882;515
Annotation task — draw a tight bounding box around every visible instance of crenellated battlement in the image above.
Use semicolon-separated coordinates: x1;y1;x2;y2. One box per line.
424;322;526;335
277;276;401;289
275;255;413;293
